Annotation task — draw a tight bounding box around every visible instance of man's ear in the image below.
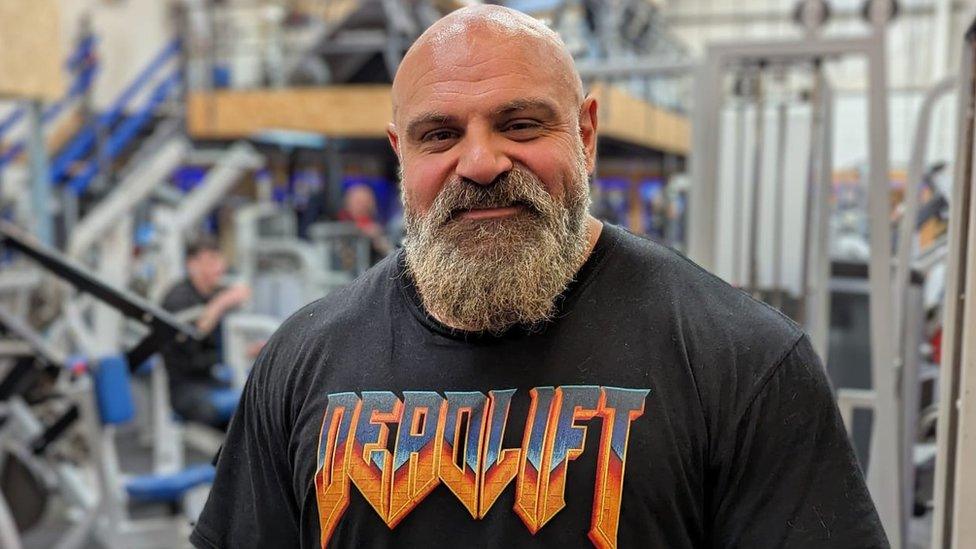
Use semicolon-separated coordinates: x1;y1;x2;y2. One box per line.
579;96;598;173
387;123;401;160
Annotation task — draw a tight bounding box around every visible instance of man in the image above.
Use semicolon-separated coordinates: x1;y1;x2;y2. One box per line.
336;183;394;263
191;6;887;548
160;236;250;429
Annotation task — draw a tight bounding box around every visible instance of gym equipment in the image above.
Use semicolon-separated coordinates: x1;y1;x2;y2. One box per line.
222;313;279;390
149;140;264;301
687;13;901;543
308;221;372;278
0;220;215;548
932;13;976;545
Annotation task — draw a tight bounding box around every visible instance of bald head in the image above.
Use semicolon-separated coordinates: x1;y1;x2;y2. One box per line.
391;5;583;121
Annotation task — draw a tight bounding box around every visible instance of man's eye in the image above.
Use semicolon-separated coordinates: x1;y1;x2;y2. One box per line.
423;130;458;142
503;121;541;134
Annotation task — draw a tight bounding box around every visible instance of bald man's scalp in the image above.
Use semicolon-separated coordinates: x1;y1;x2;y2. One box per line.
391;5;583;120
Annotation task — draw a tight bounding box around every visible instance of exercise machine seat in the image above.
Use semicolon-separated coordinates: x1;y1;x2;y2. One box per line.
92;355;135;425
125;464;215;503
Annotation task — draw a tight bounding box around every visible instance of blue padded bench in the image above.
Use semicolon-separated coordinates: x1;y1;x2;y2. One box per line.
125;464;216;503
90;355;219;503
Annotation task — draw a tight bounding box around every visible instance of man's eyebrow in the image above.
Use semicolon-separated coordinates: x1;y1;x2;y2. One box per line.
405;112;457;138
491;99;560;118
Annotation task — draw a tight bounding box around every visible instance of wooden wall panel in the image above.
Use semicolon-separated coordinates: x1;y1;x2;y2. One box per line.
187;86;394;139
0;0;64;100
187;84;690;155
589;83;690;155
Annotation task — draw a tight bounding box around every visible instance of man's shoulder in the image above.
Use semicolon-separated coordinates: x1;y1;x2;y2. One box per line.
603;225;803;361
161;278;198;310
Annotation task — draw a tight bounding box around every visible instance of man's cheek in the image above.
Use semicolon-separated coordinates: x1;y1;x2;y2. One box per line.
403;175;442;214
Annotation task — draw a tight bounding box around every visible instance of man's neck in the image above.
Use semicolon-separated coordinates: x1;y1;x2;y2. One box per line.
584;215;604;257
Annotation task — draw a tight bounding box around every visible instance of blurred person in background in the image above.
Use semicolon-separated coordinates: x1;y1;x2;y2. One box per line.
337;183;394;262
159;236;251;430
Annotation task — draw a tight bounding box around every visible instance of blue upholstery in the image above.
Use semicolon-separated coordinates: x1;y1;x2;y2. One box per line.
125;464;216;503
92;355;135;425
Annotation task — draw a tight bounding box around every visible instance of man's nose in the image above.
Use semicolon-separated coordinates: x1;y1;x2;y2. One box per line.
455;132;513;186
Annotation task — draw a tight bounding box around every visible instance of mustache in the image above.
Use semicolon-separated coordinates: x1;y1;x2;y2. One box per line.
429;170;549;226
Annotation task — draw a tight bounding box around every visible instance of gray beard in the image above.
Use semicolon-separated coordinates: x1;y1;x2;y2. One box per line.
401;157;591;334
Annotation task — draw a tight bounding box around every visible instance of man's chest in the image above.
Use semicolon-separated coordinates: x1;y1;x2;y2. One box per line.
286;343;708;548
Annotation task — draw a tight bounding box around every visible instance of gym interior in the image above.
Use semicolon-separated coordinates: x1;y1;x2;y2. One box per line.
1;0;976;548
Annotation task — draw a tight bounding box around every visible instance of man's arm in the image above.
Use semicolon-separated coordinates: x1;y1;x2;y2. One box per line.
708;335;889;548
190;340;300;547
195;283;251;335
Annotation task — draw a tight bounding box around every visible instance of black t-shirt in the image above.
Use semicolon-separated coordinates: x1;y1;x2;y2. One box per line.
160;278;222;386
190;224;887;548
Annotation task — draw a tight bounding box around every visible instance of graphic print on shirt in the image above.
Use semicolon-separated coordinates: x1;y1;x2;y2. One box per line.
313;385;649;549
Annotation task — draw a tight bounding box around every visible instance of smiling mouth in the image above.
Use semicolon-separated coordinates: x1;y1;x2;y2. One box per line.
448;201;535;223
456;205;525;220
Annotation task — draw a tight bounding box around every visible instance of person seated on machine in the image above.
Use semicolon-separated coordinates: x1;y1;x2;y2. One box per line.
159;236;251;430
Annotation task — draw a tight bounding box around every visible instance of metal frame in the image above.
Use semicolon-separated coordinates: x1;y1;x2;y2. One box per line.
888;74;957;540
150;140;262;301
64;134;188;353
0;220;206;548
222;313;280;389
933;16;976;547
687;30;901;545
0;221;199;369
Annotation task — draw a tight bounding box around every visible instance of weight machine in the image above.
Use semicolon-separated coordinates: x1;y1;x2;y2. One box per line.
685;3;915;544
0;220;212;548
932;11;976;547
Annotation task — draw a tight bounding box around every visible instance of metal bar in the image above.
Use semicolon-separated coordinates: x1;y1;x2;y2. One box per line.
174;142;261;227
732;99;747;284
575;58;695;80
933;28;976;547
863;24;901;547
49;39;179;182
0;340;32;357
747;73;765;294
687;56;724;269
810;82;834;360
948;100;976;544
65;72;183;195
126;332;168;372
891;76;957;534
30;405;80;455
66;136;188;259
665;1;969;26
0;306;66;366
771;98;788;309
895;76;956;337
0;487;22;549
800;63;825;331
705;36;875;65
0;359;37;400
26;101;52;247
0;221;199;354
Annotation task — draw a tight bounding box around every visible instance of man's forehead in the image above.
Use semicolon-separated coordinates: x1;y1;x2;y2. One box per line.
392;7;582;123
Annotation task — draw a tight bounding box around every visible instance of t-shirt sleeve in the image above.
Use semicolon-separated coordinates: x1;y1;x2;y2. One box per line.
189;342;300;548
708;335;889;548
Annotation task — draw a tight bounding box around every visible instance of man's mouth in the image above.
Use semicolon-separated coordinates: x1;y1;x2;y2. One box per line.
447;200;537;223
455;205;525;220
